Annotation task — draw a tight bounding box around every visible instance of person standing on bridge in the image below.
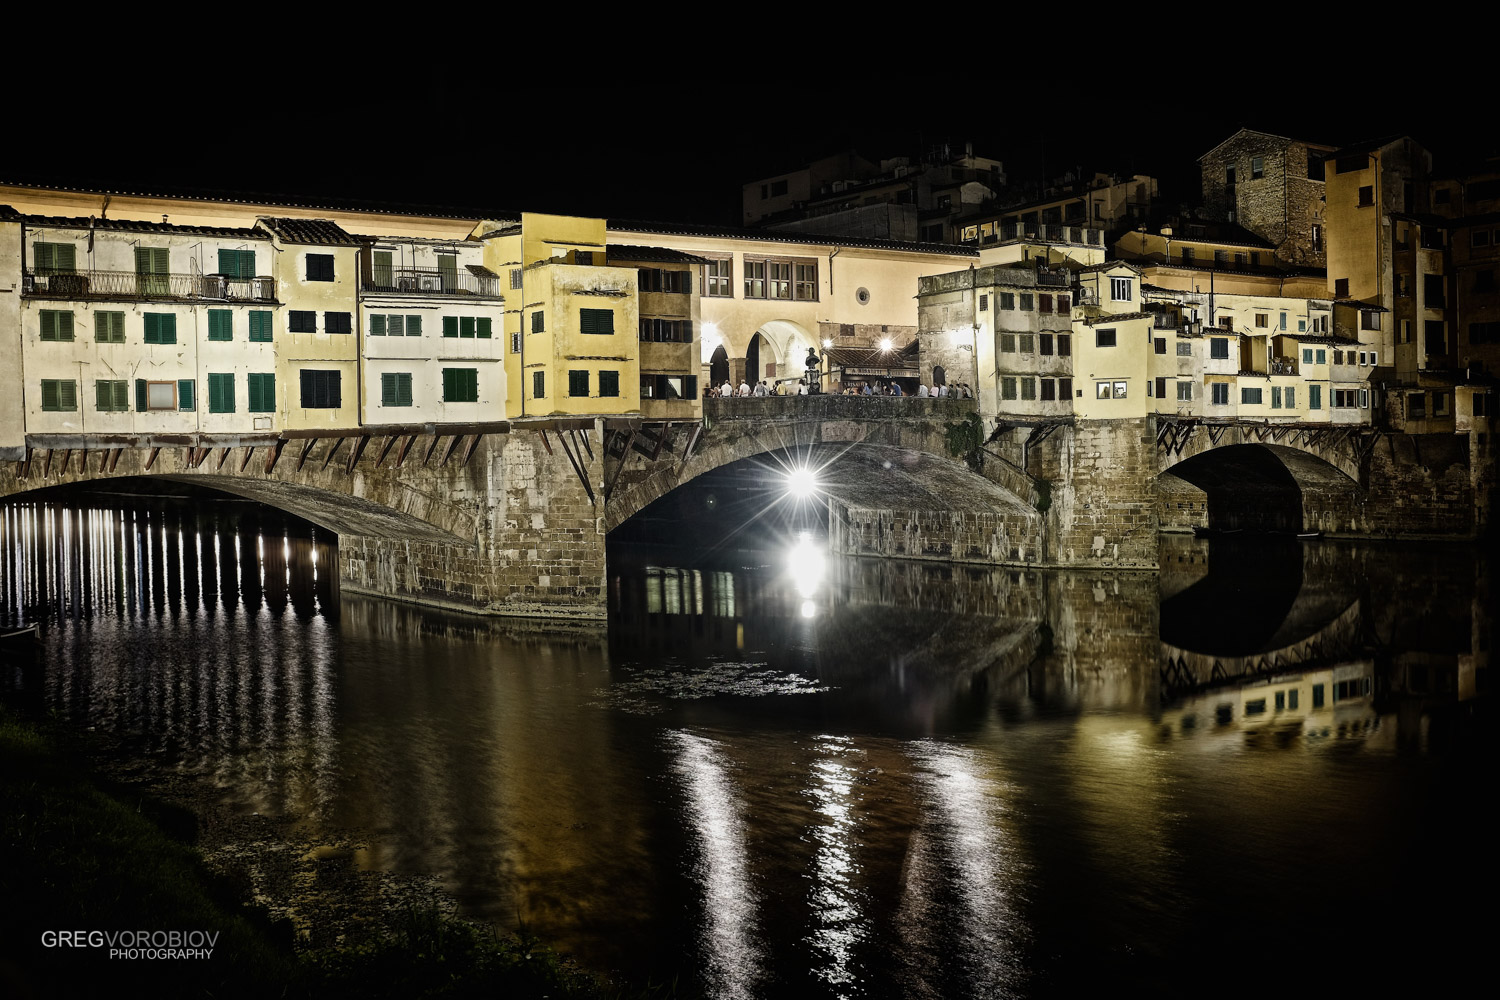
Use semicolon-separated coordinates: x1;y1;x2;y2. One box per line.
738;378;751;397
753;380;768;397
720;380;733;398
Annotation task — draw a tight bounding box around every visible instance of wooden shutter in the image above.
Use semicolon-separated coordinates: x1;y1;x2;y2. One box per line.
371;314;386;336
95;380;112;410
57;381;76;410
209;310;232;340
178;379;194;410
42;380;58;410
388;315;404;337
460;317;475;338
381;373;397;407
444;317;459;338
249;311;272;341
476;318;491;338
406;315;421;336
136;379;147;411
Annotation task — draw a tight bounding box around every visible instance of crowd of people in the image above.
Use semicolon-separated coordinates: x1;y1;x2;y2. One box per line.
708;379;972;398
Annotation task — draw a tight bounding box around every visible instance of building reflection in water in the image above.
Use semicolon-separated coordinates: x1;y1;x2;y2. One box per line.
2;495;1490;996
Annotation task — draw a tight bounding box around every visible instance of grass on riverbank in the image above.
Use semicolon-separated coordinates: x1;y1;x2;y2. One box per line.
0;705;652;999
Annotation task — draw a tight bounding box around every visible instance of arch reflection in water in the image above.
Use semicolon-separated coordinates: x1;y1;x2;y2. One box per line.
1;497;341;819
667;729;762;1000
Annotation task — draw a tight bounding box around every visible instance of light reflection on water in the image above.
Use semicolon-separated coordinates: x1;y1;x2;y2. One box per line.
1;497;1492;997
668;730;762;1000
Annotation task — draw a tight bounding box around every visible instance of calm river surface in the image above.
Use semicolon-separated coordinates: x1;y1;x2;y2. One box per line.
2;494;1491;998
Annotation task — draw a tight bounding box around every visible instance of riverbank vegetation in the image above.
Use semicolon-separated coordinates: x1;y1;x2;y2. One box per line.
0;704;651;998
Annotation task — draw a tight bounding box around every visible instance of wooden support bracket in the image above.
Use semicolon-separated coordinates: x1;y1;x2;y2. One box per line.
345;435;369;473
265;439;286;474
240;446;256;473
216;447;232;470
439;435;462;467
296;439;316;472
421;434;441;466
321;437;345;470
374;435;397;468
394;434;416;468
461;433;483;467
556;429;596;505
145;447;160;471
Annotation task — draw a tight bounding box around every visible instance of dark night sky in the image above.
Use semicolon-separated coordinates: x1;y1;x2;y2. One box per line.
6;85;1490;229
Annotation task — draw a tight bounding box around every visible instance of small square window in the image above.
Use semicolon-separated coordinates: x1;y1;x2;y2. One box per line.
569;370;590;397
1096;328;1117;348
288;311;316;333
306;254;335;281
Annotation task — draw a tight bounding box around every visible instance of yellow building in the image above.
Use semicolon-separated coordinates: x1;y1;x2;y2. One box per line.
255;218;363;431
609;245;704;419
1071;263;1154;419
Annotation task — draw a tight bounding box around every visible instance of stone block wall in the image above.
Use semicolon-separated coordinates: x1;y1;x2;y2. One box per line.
1044;418;1160;567
340;429;608;618
830;503;1044;566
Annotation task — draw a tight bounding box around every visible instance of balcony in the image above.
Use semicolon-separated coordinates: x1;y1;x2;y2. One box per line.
24;270;277;302
362;267;501;299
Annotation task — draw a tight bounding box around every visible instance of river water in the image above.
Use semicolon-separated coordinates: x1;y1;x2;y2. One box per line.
1;494;1490;998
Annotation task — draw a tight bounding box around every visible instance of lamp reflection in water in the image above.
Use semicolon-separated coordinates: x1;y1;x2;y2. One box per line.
787;531;826;619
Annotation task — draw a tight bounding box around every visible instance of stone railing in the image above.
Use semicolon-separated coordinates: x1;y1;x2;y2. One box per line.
705;395;978;422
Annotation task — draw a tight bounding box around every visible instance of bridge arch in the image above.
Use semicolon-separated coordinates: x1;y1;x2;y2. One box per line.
1159;441;1362;534
0;441;483;544
1157;420;1368;484
603;397;1036;535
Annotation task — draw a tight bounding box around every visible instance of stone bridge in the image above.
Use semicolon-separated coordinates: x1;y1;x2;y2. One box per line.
0;398;1023;617
0;401;1476;618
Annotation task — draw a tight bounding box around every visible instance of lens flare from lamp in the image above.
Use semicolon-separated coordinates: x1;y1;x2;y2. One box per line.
786;466;818;500
879;338;893;352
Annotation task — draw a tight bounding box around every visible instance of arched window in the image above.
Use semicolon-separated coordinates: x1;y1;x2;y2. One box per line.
933;365;947;387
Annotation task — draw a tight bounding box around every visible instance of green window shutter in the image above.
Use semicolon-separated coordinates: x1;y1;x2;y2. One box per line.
477;318;492;339
40;311;55;340
135;379;147;411
144;314;157;344
442;368;455;399
59;381;76;410
208;309;232;341
460;317;475;338
399;373;412;406
113;381;129;411
59;312;73;341
406;315;421;336
381;373;397;406
600;370;619;397
371;314;386;336
163;314;176;344
96;312;124;343
388;315;404;337
249;311;272;342
466;369;478;399
42;381;58;410
57;244;75;272
247;373;274;413
533;371;545;398
178;379;194;411
373;251;393;288
95;380;111;410
443;316;459;338
35;243;54;274
208;373;234;413
531;310;544;333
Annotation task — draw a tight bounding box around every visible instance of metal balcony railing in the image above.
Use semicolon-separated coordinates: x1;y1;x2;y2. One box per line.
363;267;501;299
24;270;277;302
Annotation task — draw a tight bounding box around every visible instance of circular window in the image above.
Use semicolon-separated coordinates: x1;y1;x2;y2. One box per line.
855;287;871;305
